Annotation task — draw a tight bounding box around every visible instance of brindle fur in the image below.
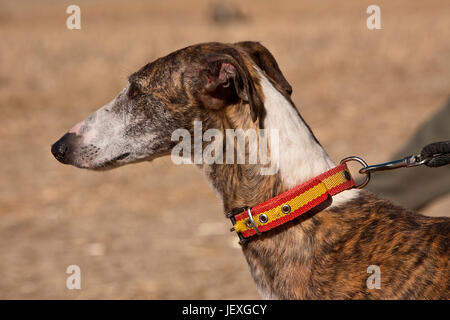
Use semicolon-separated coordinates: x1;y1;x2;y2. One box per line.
52;41;449;299
243;191;449;299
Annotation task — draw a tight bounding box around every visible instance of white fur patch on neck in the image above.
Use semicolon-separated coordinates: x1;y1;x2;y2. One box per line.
258;69;359;208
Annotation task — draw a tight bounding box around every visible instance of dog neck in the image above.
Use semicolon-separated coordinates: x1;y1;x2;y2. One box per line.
201;69;359;212
199;69;360;299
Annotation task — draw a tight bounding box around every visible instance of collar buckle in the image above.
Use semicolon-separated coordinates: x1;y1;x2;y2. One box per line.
228;206;251;245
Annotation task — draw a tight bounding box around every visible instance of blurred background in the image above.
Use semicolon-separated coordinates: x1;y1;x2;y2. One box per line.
0;0;449;299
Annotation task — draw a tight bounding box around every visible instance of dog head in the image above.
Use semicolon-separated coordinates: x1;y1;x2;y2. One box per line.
51;41;291;170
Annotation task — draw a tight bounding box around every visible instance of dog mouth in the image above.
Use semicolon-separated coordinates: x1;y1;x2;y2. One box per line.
100;152;131;167
113;152;131;161
79;152;131;170
77;151;162;171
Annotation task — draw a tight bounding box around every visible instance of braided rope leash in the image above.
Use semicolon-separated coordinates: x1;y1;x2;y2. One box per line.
421;140;450;168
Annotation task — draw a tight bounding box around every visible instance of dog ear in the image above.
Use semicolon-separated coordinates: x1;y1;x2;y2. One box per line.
234;41;292;96
199;52;265;127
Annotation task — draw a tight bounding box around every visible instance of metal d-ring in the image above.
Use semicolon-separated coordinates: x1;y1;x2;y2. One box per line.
245;207;261;235
340;156;371;189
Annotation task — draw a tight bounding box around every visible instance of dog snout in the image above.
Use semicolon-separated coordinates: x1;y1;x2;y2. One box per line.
51;133;79;164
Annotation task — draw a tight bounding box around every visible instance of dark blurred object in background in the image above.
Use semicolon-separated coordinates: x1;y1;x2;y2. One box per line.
368;97;450;211
209;0;248;24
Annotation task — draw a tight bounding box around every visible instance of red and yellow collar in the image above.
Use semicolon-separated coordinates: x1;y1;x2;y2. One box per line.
229;163;355;244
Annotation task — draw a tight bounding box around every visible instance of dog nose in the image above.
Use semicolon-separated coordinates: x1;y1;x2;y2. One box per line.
51;140;68;162
51;133;78;164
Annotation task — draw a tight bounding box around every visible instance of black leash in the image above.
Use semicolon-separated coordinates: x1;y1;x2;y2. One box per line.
420;140;450;168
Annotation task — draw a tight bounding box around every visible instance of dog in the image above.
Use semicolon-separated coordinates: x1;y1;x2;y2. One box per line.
51;41;449;299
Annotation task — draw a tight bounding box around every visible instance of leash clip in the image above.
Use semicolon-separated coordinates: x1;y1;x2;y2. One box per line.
404;154;431;167
359;154;431;175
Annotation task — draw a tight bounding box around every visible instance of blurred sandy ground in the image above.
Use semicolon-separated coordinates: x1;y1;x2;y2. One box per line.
0;0;449;299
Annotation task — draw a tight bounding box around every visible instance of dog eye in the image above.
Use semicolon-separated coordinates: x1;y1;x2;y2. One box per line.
128;83;141;99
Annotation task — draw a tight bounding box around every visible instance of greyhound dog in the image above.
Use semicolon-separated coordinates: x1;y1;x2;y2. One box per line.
51;41;449;299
